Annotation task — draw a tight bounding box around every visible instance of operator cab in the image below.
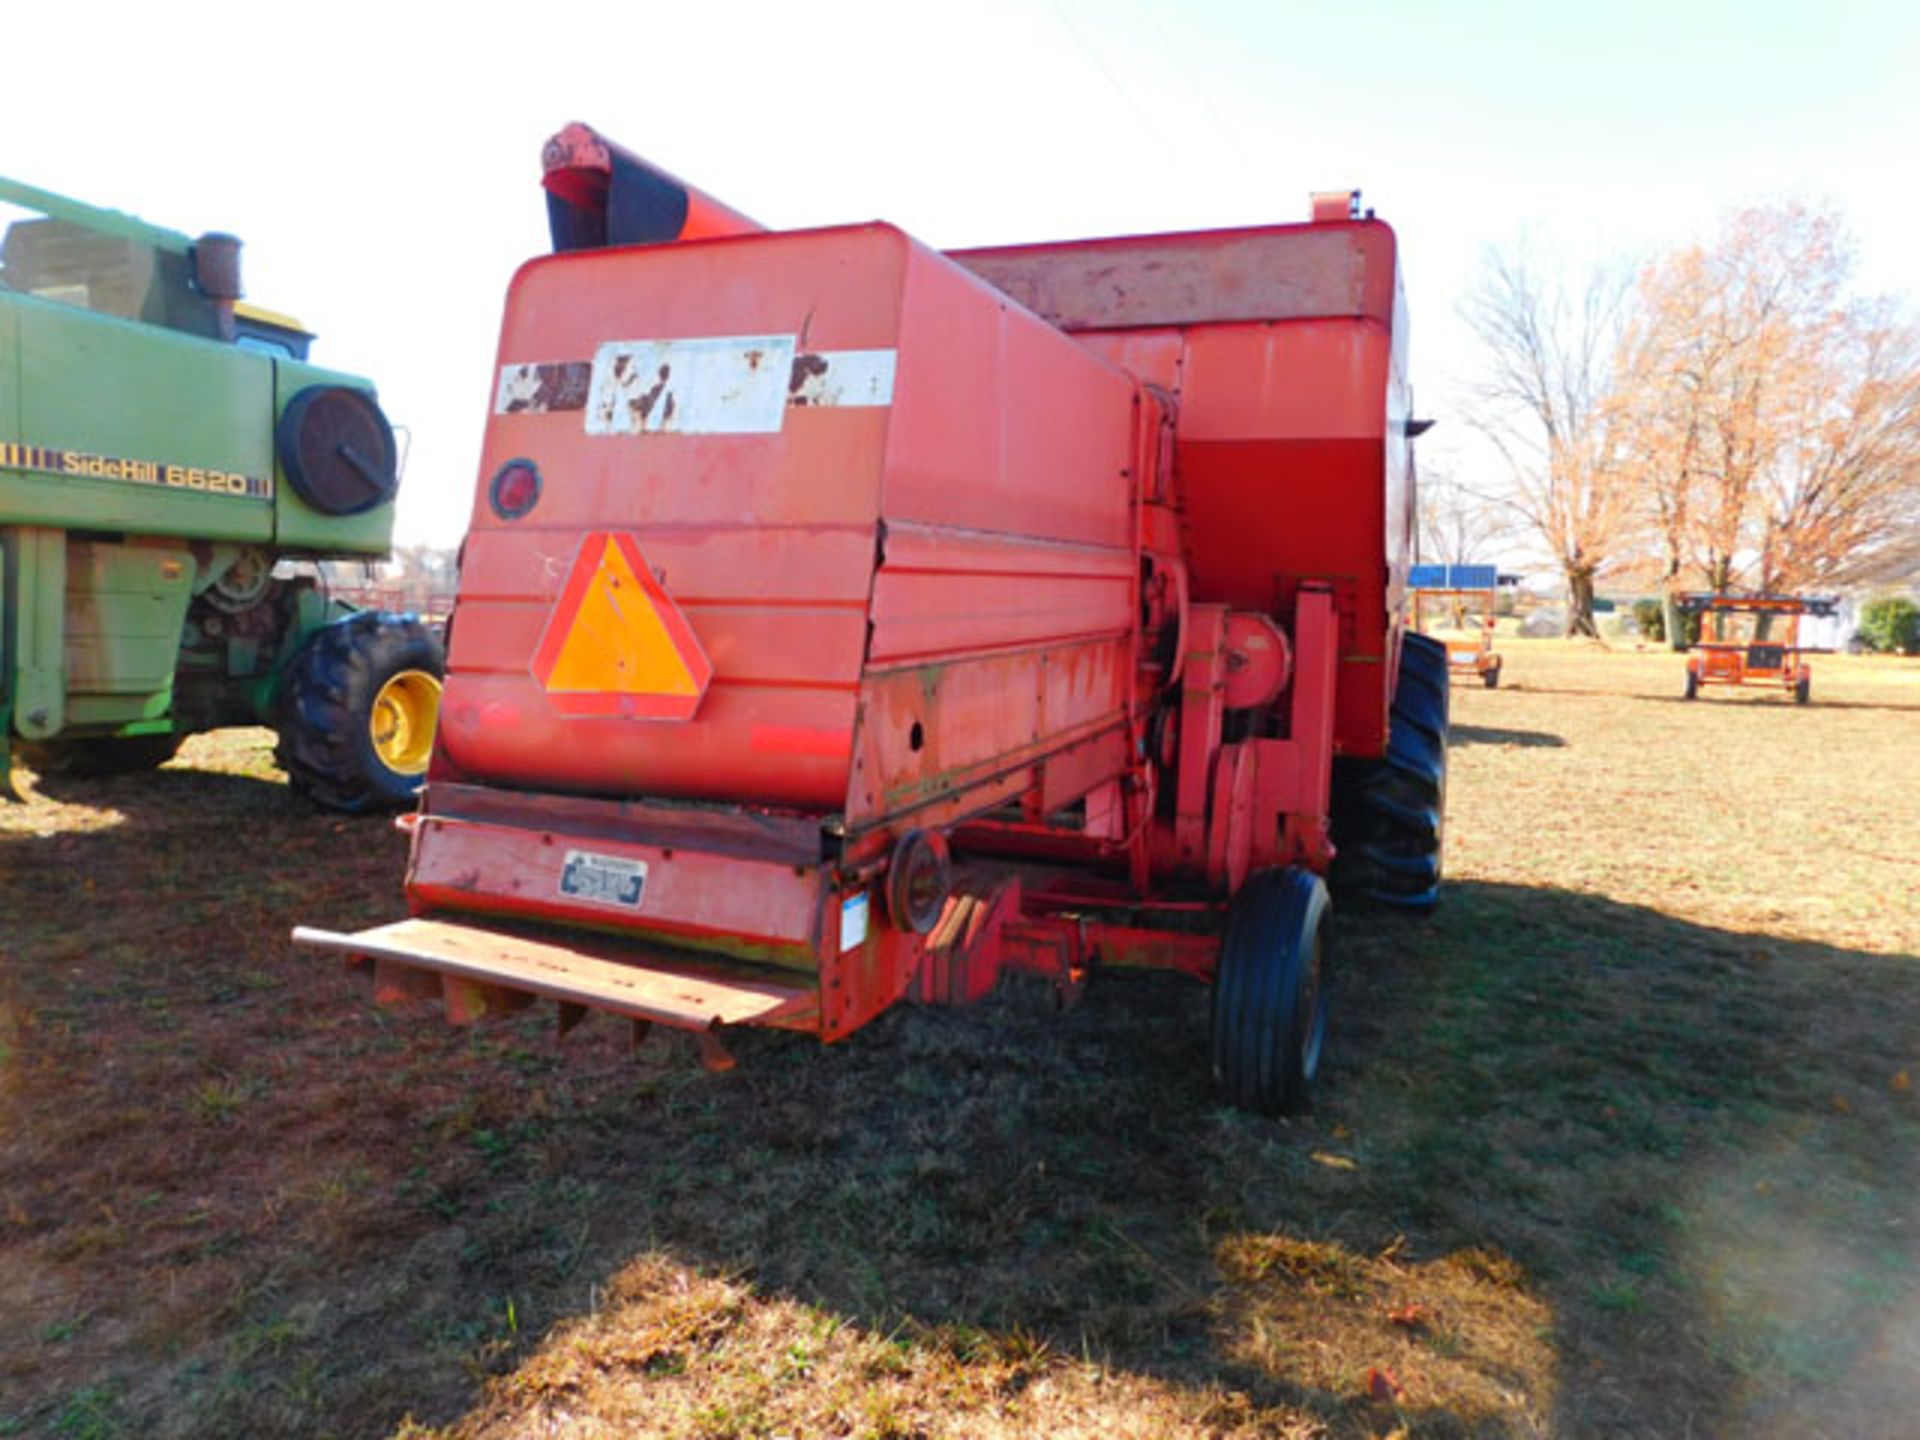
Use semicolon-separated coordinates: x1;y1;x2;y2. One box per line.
232;303;314;361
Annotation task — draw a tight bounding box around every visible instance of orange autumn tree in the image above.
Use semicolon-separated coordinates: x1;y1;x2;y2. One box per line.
1460;245;1641;636
1612;247;1730;641
1617;202;1918;608
1761;301;1920;590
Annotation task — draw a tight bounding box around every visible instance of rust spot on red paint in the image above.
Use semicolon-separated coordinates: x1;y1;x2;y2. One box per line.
630;365;672;426
534;362;591;411
788;352;830;394
501;361;592;414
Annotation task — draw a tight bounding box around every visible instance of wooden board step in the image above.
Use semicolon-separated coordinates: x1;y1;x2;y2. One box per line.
293;917;816;1032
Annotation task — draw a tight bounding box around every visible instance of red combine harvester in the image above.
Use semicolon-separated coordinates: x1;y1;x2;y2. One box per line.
295;127;1447;1114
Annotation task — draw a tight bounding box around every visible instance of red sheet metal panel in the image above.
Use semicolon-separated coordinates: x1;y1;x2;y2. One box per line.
440;227;904;807
887;252;1135;550
1176;321;1388;442
1178;438;1387;757
964;225;1412;764
438;221;1142;818
868;522;1133;664
407;813;824;966
850;636;1131;829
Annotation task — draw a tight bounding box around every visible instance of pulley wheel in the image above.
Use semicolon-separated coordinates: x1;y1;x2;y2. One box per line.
884;828;952;936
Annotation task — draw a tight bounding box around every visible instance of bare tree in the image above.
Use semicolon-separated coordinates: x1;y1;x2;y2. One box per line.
1677;205;1844;591
1613;249;1725;645
1460;243;1640;636
1417;464;1508;567
1761;303;1920;590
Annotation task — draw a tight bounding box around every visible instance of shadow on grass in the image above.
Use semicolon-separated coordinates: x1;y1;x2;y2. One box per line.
4;774;1919;1437
1509;683;1920;713
1448;724;1566;748
1641;693;1920;712
11;759;290;814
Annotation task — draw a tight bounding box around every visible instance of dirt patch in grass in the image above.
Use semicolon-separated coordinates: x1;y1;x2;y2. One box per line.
2;647;1917;1437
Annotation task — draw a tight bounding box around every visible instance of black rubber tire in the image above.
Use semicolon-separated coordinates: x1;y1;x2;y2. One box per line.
17;732;182;777
1684;670;1699;700
1794;676;1810;705
1328;631;1447;914
1212;867;1330;1116
1482;662;1501;689
275;612;444;813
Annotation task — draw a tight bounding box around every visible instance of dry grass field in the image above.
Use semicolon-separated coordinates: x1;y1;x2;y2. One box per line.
2;641;1916;1438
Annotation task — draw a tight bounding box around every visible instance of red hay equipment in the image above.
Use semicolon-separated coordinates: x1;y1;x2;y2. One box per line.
295;123;1448;1114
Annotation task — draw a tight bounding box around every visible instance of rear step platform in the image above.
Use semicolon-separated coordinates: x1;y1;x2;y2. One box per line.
293;918;817;1032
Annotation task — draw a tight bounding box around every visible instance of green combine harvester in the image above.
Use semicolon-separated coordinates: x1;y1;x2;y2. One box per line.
0;177;441;810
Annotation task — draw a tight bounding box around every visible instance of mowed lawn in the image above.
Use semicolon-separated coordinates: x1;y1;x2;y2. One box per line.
1;642;1916;1438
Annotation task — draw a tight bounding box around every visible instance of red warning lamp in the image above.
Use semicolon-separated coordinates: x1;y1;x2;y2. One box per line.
489;458;542;520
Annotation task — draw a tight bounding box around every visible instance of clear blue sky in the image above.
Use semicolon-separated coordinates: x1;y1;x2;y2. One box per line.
9;0;1918;543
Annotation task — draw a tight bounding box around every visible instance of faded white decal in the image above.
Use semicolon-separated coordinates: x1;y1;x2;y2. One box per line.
586;335;795;436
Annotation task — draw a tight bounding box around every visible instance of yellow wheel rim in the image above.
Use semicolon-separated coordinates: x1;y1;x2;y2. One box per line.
369;669;442;775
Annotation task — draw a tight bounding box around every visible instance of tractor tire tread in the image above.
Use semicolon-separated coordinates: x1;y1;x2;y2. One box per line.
1212;867;1329;1116
275;611;444;814
1328;632;1450;915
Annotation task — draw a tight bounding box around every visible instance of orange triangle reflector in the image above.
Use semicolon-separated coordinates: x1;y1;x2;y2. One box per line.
531;531;713;720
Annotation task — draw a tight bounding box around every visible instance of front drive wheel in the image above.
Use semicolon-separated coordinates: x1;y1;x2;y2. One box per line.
1794;675;1811;705
276;612;444;813
1684;670;1699;700
1328;631;1446;914
1212;868;1330;1116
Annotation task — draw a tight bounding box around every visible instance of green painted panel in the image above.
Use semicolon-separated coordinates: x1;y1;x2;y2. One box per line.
65;541;193;698
0;302;15;449
10;526;64;737
2;294;273;542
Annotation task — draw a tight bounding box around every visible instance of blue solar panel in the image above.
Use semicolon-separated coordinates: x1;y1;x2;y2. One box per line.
1408;564;1497;589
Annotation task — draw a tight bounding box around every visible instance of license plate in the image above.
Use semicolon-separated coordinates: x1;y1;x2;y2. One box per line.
559;849;648;908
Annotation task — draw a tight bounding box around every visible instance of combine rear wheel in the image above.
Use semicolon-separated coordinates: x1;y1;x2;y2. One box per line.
17;732;182;777
1211;867;1329;1116
1329;631;1448;914
1794;675;1811;705
276;612;444;813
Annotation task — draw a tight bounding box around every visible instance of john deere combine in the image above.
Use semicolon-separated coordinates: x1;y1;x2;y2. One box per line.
0;178;441;809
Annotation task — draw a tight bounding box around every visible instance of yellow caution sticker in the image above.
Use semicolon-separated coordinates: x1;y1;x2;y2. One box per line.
531;531;712;720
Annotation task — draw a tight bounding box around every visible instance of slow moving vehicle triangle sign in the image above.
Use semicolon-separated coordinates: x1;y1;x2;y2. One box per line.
532;531;713;719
